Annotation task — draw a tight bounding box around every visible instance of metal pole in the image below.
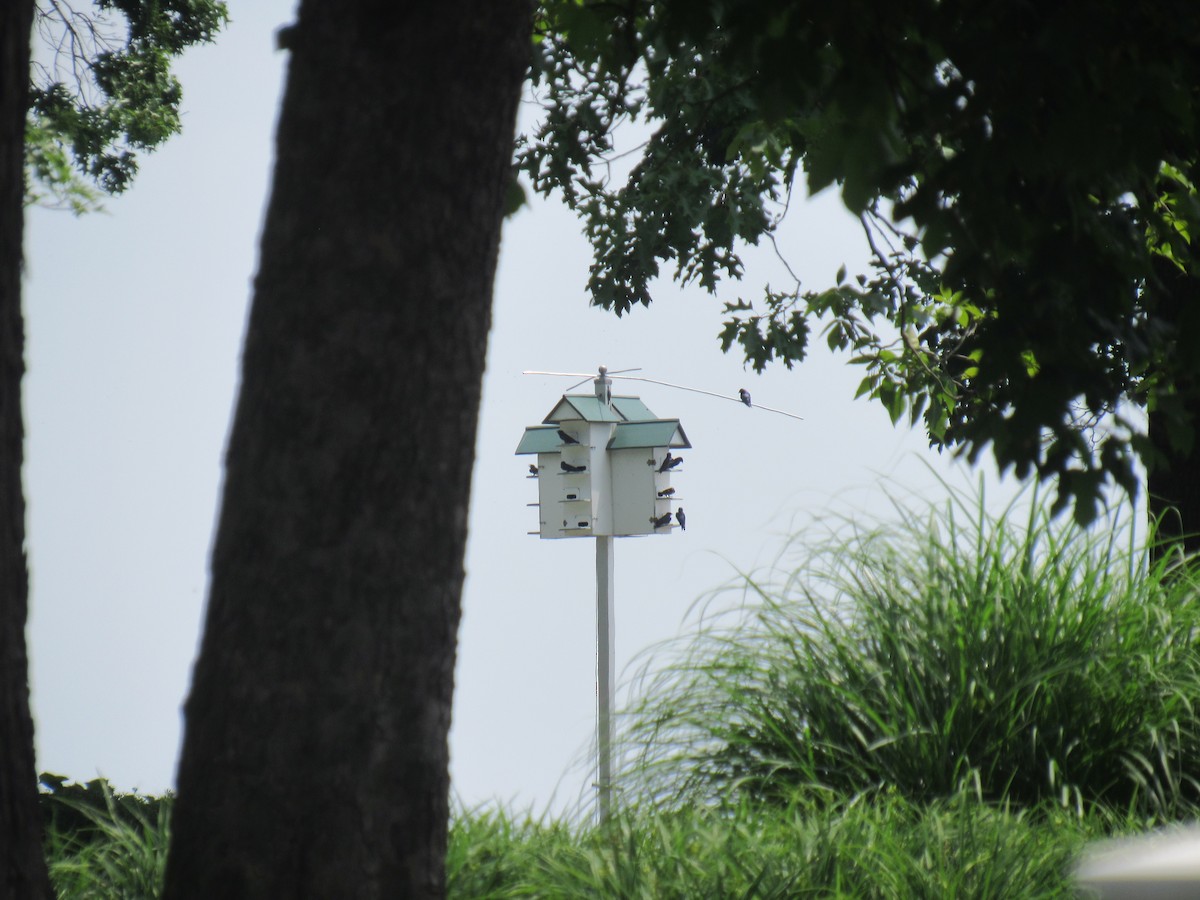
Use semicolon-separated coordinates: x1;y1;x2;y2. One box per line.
596;534;615;824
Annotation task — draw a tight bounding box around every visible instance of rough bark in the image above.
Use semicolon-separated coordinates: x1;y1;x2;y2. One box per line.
1;2;53;898
163;2;530;897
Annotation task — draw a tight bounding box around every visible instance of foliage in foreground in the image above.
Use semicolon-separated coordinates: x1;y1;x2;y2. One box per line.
447;794;1098;899
44;787;1096;899
42;490;1200;896
621;489;1200;819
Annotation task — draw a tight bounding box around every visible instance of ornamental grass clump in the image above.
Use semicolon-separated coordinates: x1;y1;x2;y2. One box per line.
621;488;1200;819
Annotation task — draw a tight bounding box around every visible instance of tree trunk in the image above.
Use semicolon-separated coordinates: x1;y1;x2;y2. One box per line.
162;2;530;897
1148;401;1200;558
1147;261;1200;558
1;2;53;898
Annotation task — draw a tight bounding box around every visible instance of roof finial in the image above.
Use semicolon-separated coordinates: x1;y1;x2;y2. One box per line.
594;365;612;406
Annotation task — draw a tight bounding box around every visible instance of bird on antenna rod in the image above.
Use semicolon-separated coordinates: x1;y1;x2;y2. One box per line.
522;368;803;421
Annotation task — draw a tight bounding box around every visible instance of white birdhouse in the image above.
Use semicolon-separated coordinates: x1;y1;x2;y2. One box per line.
515;372;691;539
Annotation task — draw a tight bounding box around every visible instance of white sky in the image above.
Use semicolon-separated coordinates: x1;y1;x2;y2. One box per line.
22;2;1022;813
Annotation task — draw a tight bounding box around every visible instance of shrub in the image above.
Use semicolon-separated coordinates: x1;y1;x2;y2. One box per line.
620;488;1200;819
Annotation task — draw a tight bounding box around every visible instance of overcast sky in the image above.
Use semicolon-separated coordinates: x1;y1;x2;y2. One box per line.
22;2;1026;813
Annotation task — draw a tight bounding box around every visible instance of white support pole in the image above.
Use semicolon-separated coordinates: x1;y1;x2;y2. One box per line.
596;534;615;824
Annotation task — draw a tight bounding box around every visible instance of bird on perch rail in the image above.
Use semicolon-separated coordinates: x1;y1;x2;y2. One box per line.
652;512;673;528
560;460;587;473
657;486;675;497
528;464;538;476
557;429;579;445
658;452;683;473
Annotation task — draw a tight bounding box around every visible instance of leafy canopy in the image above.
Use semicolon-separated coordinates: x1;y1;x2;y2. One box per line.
519;0;1200;522
28;0;228;212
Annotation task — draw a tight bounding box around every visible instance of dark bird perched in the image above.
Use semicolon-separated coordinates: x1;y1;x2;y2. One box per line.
557;429;579;445
560;460;587;473
657;486;675;498
652;512;673;528
658;452;674;473
675;507;686;531
739;388;752;407
664;454;683;471
528;464;539;476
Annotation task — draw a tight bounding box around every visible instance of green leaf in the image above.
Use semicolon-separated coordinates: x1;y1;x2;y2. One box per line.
504;176;527;217
854;374;878;399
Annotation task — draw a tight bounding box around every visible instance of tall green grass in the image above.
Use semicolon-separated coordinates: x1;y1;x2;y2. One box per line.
37;789;1106;899
621;488;1200;819
44;783;171;899
446;794;1094;898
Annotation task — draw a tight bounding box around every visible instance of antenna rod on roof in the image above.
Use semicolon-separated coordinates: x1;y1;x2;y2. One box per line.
611;374;805;420
523;369;803;420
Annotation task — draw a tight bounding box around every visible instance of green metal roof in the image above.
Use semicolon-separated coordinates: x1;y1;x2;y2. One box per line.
610;396;657;421
543;395;624;424
607;419;691;450
514;426;561;455
521;392;685;454
543;394;658;424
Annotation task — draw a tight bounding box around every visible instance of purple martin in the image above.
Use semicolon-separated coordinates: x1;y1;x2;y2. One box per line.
657;486;676;498
658;452;683;473
528;464;539;476
560;460;587;473
652;512;673;528
739;388;752;407
675;507;686;531
557;429;579;445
